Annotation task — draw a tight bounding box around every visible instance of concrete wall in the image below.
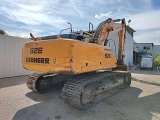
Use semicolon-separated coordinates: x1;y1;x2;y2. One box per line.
0;35;32;78
107;31;134;66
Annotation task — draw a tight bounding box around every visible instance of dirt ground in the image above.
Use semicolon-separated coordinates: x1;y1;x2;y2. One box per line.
0;67;160;120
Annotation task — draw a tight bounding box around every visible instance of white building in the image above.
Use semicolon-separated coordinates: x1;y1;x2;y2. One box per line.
108;26;135;67
133;43;153;55
133;43;160;63
0;35;32;78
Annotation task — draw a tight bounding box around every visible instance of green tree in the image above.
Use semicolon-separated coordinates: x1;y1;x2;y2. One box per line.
154;55;160;66
154;55;160;72
0;29;6;35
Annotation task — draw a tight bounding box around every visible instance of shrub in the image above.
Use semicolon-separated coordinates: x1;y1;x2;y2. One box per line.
153;55;160;66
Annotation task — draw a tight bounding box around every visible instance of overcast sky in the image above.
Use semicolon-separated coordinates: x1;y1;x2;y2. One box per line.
0;0;160;45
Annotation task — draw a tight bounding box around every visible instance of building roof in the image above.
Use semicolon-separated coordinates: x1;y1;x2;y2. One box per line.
134;43;154;46
126;25;136;32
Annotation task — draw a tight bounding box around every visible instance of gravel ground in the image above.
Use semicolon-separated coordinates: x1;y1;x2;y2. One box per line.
0;68;160;120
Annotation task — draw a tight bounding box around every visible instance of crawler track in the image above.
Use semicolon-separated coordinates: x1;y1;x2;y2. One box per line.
27;72;70;93
27;71;131;110
62;71;131;110
27;72;44;92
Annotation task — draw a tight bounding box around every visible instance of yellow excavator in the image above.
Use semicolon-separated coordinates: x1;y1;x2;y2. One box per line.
22;18;131;109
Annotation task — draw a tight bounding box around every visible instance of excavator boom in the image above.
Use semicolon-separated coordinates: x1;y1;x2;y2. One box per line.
91;18;126;64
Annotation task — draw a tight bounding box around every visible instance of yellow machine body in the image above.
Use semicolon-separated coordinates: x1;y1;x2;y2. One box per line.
22;38;117;74
22;18;132;109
